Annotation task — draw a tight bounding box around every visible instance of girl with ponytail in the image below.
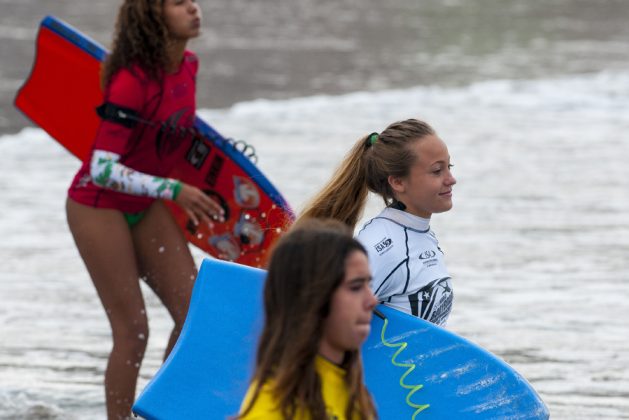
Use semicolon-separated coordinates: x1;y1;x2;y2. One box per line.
298;119;457;326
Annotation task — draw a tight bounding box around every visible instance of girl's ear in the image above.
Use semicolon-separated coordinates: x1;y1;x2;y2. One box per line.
387;175;406;194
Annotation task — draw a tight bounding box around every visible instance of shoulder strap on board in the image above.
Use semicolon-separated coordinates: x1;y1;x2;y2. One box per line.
96;102;140;128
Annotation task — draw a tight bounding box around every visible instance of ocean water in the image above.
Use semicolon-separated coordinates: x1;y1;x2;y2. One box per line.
2;70;629;419
2;0;629;419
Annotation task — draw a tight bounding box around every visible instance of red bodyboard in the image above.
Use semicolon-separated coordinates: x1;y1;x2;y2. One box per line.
15;16;294;267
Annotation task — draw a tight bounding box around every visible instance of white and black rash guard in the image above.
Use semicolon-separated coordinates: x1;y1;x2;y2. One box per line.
357;207;453;326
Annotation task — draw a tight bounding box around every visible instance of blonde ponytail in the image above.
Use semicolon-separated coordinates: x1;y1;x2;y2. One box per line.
297;119;436;229
297;137;370;229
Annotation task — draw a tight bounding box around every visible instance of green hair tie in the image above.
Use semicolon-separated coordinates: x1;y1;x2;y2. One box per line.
367;132;379;147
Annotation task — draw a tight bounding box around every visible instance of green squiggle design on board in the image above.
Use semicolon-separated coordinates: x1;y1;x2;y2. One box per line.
379;316;430;419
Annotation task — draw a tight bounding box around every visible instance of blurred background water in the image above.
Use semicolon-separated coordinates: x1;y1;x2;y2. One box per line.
1;0;628;419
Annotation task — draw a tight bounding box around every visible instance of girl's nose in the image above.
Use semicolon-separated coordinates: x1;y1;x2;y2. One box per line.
446;170;457;186
366;290;377;310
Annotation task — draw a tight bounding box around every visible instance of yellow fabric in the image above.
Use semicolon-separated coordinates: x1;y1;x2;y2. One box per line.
239;356;353;419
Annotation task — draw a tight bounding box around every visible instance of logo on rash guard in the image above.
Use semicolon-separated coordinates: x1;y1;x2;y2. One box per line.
155;107;194;156
418;249;438;267
408;277;453;325
418;250;436;260
374;237;393;254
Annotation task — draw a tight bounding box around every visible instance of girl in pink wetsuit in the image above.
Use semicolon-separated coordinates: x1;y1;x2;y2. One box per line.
66;1;223;418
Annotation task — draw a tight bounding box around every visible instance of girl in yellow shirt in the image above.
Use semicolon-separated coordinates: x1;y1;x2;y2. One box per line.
239;219;378;419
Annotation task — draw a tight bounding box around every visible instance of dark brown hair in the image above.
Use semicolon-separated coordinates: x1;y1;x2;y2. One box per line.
101;0;170;87
297;119;436;228
240;219;377;419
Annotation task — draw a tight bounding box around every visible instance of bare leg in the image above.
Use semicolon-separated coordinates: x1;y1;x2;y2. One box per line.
66;198;148;420
132;200;197;358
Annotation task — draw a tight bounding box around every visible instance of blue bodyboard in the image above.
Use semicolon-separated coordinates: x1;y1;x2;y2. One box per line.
133;259;549;419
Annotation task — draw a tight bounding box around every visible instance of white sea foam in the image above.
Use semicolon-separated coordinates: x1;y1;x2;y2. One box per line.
1;71;628;418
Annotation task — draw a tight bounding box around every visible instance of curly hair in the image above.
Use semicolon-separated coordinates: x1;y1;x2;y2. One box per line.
101;0;170;87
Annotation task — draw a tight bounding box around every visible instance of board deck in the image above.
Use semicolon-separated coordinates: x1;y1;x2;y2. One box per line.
14;16;294;267
133;259;549;419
